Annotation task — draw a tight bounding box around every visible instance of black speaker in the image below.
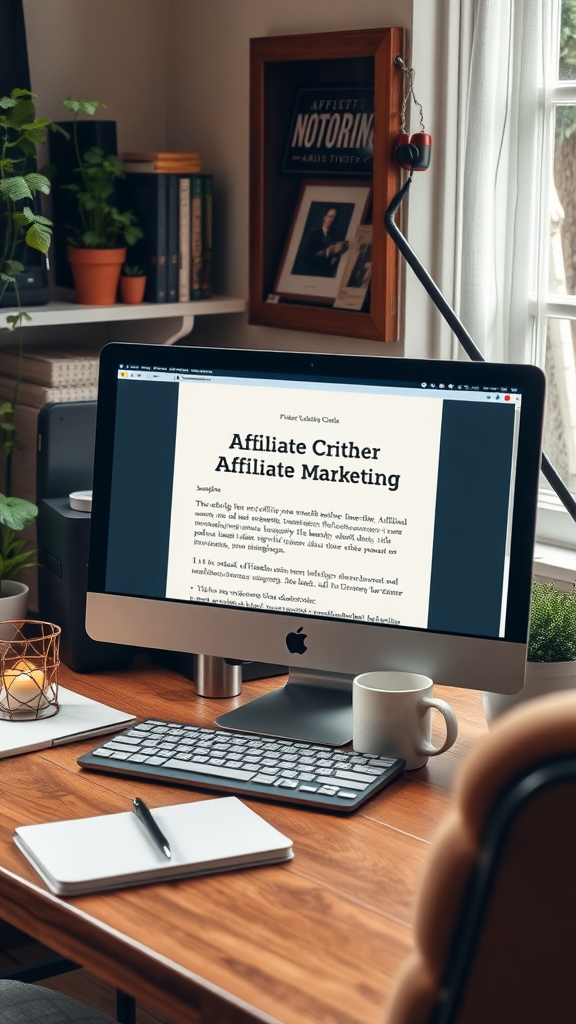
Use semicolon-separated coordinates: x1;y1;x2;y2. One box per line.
49;121;118;288
0;0;50;308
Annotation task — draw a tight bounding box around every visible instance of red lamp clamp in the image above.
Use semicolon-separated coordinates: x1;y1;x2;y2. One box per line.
393;56;432;172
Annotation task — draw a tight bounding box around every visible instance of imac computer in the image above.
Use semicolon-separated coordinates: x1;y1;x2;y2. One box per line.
86;344;545;744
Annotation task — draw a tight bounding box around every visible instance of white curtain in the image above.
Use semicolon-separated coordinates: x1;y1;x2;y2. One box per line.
458;0;553;365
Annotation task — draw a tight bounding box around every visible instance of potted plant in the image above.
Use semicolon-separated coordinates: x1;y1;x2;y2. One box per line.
483;579;576;722
0;88;59;621
0;88;57;306
119;264;146;304
0;493;38;621
61;98;142;305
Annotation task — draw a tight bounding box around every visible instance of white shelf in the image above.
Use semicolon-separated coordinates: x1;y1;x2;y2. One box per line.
0;291;246;345
0;293;245;330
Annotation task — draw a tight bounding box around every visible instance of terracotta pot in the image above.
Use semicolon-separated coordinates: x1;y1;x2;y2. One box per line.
67;246;127;305
482;658;576;724
119;275;147;304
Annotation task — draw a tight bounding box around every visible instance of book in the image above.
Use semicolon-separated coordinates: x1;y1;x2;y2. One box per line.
178;177;191;301
13;795;294;895
122;160;201;174
202;173;214;299
0;378;98;409
0;686;136;760
167;174;179;303
190;174;203;300
123;173;168;302
122;151;201;163
0;344;100;388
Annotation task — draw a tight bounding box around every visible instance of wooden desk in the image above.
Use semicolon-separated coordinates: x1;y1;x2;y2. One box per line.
0;658;488;1024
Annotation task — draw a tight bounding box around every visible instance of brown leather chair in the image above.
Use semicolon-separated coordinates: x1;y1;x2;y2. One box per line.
384;690;576;1024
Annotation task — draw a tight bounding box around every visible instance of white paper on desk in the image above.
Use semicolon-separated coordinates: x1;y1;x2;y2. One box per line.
0;686;136;759
13;796;294;895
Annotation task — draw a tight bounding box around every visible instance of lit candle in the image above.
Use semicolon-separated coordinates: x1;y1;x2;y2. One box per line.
0;659;45;713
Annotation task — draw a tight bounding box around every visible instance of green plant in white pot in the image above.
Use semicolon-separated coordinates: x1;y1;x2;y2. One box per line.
0;491;38;620
483;580;576;722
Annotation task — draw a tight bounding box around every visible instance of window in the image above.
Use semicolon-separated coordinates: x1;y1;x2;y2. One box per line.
537;0;576;544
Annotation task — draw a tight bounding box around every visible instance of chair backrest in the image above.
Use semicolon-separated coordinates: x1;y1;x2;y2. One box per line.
384;690;576;1024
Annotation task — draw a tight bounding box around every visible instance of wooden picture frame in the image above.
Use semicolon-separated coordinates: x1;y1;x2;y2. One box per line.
249;27;404;342
274;179;371;305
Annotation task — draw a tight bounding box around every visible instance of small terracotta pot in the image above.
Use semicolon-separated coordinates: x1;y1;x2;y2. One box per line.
119;275;147;304
67;246;127;305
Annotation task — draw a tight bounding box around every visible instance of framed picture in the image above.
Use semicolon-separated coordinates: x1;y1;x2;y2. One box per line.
274;181;371;305
334;224;373;311
249;27;404;342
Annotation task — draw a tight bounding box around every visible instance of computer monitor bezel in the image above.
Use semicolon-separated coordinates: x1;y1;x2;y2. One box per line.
86;344;544;696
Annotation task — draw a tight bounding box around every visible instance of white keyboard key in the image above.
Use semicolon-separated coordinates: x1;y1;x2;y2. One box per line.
164;758;256;781
337;790;358;799
339;769;380;783
317;775;368;791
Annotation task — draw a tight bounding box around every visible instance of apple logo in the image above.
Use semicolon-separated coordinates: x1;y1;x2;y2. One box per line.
285;625;308;655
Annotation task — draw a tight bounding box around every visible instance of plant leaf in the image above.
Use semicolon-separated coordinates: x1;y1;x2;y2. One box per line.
4;261;24;277
0;96;17;109
24;172;51;195
0;176;32;201
0;495;38;531
25;222;52;254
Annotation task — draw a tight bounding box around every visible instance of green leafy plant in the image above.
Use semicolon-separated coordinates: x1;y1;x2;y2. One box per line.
0;493;38;589
0;88;62;305
122;264;145;277
528;580;576;663
61;98;143;249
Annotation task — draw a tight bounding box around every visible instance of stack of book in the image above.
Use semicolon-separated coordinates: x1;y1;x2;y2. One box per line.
121;152;213;305
0;344;100;609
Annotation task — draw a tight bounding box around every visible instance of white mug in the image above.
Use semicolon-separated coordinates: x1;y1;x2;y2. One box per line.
353;671;458;770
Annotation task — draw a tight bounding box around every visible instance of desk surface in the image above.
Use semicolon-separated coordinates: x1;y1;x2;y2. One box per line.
0;658;488;1024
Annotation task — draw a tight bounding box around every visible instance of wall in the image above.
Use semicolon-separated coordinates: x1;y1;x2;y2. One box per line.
23;0;169;153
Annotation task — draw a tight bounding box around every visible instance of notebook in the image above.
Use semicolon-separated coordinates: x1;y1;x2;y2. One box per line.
13;796;294;895
0;687;137;759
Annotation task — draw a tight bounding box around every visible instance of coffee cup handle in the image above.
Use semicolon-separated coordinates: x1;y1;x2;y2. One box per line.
415;697;458;757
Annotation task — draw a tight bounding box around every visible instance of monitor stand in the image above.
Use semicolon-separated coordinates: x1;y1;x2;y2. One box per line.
214;668;353;746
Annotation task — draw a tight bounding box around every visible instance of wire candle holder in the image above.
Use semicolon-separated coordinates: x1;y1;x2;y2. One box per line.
0;620;61;721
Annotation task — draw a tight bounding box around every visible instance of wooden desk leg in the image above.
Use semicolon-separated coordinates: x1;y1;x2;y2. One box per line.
116;989;136;1024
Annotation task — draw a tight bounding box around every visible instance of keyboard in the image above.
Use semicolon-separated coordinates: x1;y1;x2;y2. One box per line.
78;719;405;812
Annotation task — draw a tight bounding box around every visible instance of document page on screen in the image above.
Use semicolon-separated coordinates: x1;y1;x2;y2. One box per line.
165;377;444;630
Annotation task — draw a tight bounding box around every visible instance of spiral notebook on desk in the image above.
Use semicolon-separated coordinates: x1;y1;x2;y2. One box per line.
13;796;294;895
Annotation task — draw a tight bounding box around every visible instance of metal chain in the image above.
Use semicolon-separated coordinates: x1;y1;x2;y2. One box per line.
395;56;426;134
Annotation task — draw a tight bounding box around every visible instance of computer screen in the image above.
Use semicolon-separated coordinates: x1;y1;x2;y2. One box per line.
86;345;544;740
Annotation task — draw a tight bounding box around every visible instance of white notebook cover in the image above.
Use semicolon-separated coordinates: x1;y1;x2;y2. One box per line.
0;686;136;759
14;796;294;895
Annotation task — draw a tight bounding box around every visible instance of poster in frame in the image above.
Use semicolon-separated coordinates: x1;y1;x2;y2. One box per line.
274;181;371;305
249;27;404;342
282;87;374;177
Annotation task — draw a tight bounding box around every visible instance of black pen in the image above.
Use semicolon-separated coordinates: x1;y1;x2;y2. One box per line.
132;798;171;859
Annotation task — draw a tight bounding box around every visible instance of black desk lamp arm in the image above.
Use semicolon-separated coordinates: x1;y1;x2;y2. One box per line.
384;177;576;525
